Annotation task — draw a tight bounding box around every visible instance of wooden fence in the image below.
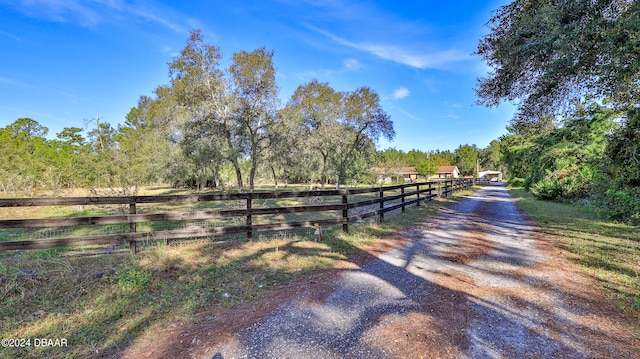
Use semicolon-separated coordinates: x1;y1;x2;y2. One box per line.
0;179;474;253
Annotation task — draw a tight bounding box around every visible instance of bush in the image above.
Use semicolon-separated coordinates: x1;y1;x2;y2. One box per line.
599;188;640;224
508;177;525;187
530;168;591;201
530;177;562;200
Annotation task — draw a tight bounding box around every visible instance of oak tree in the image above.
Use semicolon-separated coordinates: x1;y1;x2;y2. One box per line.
476;0;638;124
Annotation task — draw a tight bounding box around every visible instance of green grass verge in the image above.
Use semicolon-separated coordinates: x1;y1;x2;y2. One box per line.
0;187;476;358
509;188;640;315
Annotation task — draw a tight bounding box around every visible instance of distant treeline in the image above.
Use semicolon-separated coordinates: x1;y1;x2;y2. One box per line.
1;30;504;196
0;116;501;195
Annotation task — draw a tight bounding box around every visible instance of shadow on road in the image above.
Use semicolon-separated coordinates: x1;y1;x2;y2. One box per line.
199;185;635;358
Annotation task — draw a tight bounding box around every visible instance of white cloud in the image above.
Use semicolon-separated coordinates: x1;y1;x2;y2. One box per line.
392;87;410;99
9;0;184;32
445;114;461;119
396;107;421;122
11;0;104;27
343;58;363;71
308;25;470;69
443;101;463;108
0;30;21;41
295;58;363;82
0;76;30;87
358;43;468;69
161;46;179;58
128;6;184;33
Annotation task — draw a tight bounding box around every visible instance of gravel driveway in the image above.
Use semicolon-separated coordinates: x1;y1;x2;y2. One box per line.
201;184;636;359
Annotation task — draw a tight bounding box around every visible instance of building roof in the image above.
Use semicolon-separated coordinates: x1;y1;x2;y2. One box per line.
478;170;502;175
436;166;459;174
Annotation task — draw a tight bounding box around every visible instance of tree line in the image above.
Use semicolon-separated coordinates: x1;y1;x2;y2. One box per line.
0;114;500;196
1;30;503;196
477;0;639;224
375;144;504;179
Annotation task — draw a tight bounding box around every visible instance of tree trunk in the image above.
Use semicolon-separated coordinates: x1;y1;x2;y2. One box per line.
248;142;260;191
214;174;220;189
271;165;278;189
321;153;329;190
283;168;289;188
196;173;203;192
232;160;243;191
249;164;257;191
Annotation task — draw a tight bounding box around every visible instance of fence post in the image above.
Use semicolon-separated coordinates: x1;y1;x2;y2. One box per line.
129;200;137;254
379;188;384;222
246;193;253;241
416;184;421;206
342;193;349;234
129;202;137;233
401;186;406;213
428;182;433;201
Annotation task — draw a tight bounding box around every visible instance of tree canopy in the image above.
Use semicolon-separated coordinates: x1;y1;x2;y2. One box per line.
145;30;395;190
476;0;638;124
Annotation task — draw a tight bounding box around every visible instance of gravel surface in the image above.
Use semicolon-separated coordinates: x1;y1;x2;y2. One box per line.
201;184;632;359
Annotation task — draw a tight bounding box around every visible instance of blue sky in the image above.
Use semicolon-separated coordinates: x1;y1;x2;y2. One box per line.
0;0;514;152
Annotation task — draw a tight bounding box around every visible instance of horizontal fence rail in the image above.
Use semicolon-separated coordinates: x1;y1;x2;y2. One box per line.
0;179;474;253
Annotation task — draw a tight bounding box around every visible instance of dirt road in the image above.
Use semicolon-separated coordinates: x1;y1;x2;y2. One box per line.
134;185;638;358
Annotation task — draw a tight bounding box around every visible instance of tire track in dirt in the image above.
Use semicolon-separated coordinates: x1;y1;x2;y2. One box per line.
441;223;497;265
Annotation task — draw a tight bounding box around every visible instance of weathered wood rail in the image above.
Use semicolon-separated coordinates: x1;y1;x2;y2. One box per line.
0;179;474;253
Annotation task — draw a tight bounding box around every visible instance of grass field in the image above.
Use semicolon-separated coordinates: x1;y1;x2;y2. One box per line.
509;188;640;316
0;186;474;359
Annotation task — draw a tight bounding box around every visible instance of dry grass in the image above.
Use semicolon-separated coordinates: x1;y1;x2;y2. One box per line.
1;238;342;358
0;185;476;358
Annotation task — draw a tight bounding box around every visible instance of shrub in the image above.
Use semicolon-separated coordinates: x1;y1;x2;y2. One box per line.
531;177;562;200
531;167;591;201
508;177;525;187
600;188;640;225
